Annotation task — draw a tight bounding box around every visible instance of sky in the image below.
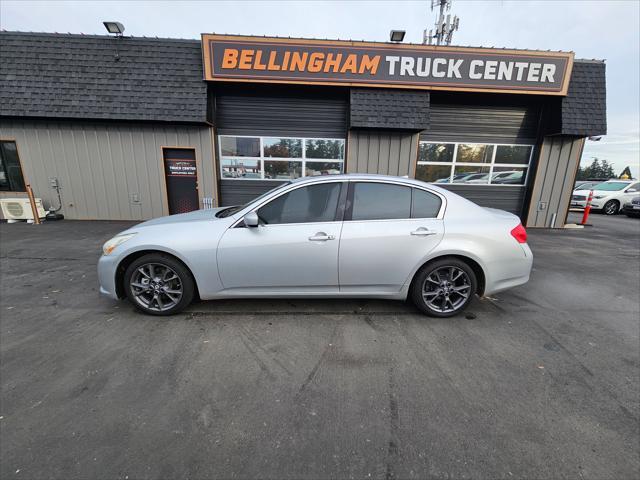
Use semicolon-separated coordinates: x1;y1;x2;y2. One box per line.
2;0;639;177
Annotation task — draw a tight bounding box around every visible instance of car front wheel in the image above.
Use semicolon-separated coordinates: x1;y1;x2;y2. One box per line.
603;200;619;215
410;258;477;317
123;253;195;315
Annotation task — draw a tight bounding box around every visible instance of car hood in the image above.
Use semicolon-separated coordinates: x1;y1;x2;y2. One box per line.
133;207;229;228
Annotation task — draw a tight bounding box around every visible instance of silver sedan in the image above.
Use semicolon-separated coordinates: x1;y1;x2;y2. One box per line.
98;174;533;317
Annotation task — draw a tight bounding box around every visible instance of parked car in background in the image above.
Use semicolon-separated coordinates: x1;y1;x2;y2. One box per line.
573;180;603;192
571;180;640;215
98;174;533;317
622;196;640;218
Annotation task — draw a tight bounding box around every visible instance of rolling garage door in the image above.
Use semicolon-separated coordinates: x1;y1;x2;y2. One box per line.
419;94;541;216
214;85;348;206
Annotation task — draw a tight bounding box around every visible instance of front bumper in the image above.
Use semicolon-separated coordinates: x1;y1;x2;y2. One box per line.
97;254;120;300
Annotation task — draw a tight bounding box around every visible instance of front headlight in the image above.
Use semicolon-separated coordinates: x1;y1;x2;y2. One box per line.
102;233;136;255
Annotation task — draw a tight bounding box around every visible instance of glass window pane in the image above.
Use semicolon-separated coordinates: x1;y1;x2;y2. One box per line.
453;166;491;184
220;137;260;157
263;138;302;158
351;183;411;221
305;161;343;176
412;188;441;218
494;145;532;165
456;144;494;164
305;139;345;159
221;158;261;179
264;160;302;180
416;164;452;183
257;182;341;224
0;141;25;191
491;167;527;185
418;143;454;163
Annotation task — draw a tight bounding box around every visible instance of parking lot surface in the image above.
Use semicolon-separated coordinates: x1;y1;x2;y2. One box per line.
1;213;638;479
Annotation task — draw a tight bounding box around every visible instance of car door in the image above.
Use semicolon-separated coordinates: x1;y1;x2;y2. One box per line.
623;182;640;202
217;181;345;293
339;181;445;294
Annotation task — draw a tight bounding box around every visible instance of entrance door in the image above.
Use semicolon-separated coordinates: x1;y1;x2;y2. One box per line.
163;147;199;214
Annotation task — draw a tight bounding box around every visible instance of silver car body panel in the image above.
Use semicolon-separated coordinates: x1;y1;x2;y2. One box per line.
97;174;532;302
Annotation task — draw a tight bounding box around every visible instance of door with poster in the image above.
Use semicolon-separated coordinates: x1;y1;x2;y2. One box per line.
162;147;199;214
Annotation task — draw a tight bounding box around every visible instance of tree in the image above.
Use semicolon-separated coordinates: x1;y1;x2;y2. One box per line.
600;159;615;179
619;166;633;179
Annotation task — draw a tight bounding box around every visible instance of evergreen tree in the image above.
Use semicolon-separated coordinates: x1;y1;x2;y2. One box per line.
600;160;615;179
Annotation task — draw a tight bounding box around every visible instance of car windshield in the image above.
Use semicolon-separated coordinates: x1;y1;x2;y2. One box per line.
592;182;629;191
215;182;292;218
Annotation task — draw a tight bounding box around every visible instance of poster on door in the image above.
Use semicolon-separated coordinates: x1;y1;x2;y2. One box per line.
166;159;197;177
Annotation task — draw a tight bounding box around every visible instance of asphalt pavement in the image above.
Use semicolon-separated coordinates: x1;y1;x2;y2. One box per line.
1;212;638;479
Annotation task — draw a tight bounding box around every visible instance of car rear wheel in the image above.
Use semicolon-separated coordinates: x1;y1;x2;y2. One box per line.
410;258;477;318
603;200;619;215
123;253;194;316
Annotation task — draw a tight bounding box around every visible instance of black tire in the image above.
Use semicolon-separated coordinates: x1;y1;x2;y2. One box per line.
123;253;195;316
410;257;477;318
602;200;619;215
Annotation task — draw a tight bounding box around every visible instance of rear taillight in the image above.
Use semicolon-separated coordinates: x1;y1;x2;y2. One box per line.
510;224;527;243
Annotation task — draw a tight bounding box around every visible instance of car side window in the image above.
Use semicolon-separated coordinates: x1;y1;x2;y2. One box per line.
350;182;412;221
411;188;442;218
257;182;341;225
628;183;640;191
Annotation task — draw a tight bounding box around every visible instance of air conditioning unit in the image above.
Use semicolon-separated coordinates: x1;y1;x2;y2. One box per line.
0;198;47;223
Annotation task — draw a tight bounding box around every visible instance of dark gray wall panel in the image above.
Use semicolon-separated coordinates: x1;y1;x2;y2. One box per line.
439;185;526;215
350;89;430;130
347;131;418;177
214;85;348;138
219;179;288;206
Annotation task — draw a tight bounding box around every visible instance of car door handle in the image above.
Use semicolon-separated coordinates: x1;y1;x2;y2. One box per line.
410;227;437;236
309;232;335;241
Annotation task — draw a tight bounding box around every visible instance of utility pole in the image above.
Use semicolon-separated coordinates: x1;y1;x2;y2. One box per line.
423;0;460;46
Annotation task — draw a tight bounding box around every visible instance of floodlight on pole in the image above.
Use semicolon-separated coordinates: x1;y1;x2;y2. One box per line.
102;21;125;61
389;30;406;42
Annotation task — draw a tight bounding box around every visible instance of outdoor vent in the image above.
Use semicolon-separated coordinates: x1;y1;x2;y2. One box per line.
0;198;47;222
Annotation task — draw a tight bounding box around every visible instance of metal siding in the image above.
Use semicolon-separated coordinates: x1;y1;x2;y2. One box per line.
439;185;526;215
526;135;584;228
0;119;216;220
347;130;419;177
219;179;288;207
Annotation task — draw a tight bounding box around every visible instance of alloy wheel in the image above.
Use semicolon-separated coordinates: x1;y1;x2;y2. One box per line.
604;201;618;215
422;266;472;314
129;262;183;312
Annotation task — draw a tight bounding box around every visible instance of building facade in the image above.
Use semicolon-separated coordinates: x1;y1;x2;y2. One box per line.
0;31;606;227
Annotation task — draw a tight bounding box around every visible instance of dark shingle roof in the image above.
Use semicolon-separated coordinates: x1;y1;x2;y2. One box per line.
560;60;607;136
350;89;430;130
0;31;207;123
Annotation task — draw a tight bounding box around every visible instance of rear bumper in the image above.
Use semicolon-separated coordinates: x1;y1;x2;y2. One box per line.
483;243;533;296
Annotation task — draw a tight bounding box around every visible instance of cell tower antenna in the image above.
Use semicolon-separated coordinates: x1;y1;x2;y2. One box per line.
423;0;460;46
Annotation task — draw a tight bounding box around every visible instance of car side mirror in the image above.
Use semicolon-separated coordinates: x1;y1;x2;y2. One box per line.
243;211;259;228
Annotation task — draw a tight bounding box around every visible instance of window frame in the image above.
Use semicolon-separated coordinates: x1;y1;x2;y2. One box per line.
416;141;534;187
0;139;27;193
219;135;345;181
344;180;446;222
